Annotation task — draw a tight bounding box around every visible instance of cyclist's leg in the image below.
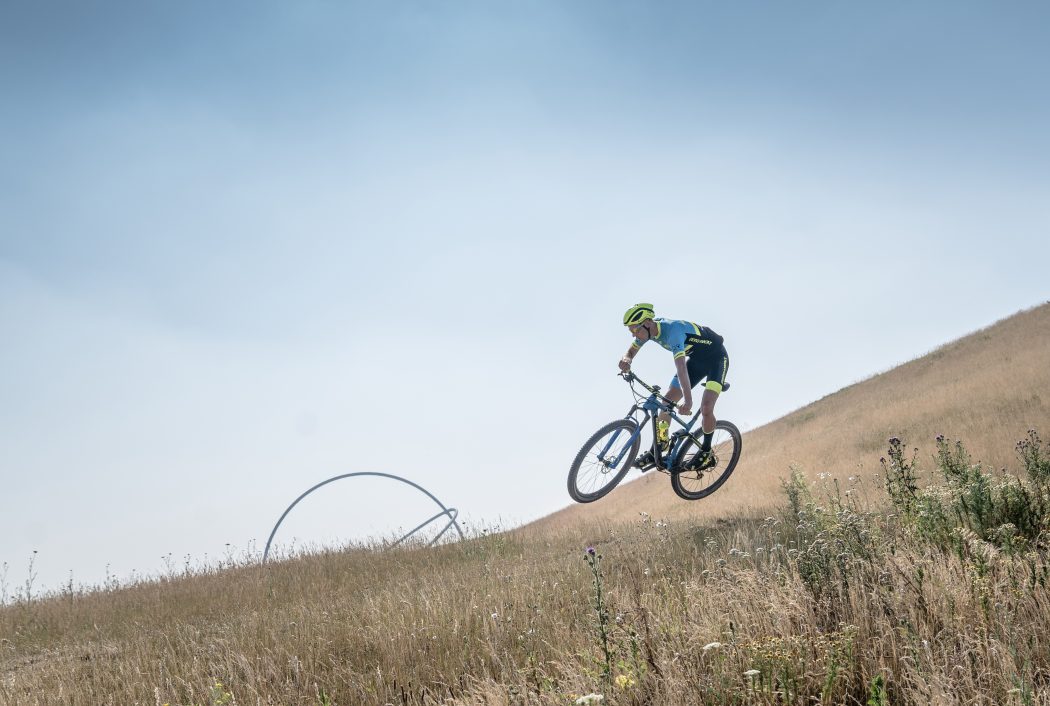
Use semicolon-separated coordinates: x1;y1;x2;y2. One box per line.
660;385;684;416
699;348;729;446
657;386;683;446
659;356;705;434
635;385;683;467
700;388;719;434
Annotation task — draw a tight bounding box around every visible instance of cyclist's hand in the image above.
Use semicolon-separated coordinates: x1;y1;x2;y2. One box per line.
618;357;632;373
677;402;693;416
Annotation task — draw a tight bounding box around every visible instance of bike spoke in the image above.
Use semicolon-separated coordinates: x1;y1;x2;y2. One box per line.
574;427;635;497
675;427;736;495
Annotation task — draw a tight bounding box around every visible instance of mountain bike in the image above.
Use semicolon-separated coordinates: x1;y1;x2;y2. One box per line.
567;371;742;502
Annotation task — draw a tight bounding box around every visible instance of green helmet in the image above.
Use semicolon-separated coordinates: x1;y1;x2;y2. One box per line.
623;303;655;326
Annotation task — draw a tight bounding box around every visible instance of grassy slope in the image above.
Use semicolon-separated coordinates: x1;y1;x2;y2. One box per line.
535;302;1050;532
3;303;1050;705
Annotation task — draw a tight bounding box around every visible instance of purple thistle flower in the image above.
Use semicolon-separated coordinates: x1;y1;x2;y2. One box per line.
586;546;596;556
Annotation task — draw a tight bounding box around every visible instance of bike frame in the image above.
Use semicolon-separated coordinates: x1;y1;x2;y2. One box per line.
597;372;708;473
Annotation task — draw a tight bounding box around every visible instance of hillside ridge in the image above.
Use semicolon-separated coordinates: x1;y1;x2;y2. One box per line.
530;302;1050;532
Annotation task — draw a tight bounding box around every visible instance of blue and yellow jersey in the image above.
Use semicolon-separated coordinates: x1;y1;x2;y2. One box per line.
631;318;724;360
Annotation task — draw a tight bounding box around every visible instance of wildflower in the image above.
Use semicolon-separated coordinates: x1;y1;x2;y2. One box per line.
744;669;761;677
586;547;596;556
702;641;722;652
491;612;499;620
614;674;636;689
575;694;604;704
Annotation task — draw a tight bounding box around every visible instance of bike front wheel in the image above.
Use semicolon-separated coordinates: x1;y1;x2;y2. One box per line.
671;420;742;501
567;419;641;503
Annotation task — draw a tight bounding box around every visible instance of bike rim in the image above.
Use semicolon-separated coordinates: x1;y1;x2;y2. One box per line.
574;425;635;497
675;427;736;495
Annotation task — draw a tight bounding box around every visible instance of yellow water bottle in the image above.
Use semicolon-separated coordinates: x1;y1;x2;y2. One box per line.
657;419;670;447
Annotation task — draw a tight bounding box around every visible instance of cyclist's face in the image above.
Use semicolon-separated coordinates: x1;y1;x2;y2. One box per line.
629;322;651;340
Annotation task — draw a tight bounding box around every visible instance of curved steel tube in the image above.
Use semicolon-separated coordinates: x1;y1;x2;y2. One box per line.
263;472;465;562
393;507;460;547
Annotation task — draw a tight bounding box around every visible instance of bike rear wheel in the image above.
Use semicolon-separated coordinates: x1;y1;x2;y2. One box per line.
671;420;742;501
567;419;641;503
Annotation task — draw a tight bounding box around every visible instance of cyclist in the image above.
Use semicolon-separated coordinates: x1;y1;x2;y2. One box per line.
618;303;728;469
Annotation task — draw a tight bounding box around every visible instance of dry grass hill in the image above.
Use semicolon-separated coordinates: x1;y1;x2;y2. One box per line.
535;302;1050;532
3;303;1049;705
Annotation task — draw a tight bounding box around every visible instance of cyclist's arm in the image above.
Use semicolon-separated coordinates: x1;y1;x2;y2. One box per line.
674;355;693;408
619;339;643;370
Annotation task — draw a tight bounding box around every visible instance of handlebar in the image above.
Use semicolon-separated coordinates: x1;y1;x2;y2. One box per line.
619;371;679;411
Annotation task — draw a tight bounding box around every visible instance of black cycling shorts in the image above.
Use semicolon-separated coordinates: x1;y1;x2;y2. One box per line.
673;345;730;393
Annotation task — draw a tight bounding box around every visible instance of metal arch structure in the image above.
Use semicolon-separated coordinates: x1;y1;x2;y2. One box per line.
262;472;465;562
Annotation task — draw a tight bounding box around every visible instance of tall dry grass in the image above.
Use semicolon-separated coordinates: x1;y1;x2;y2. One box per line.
3;430;1050;705
3;304;1048;705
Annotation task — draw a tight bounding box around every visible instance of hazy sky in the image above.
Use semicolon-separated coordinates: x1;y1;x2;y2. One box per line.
2;1;1048;595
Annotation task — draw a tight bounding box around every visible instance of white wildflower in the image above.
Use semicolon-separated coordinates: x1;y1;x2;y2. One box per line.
575;694;604;704
744;669;761;677
702;642;722;652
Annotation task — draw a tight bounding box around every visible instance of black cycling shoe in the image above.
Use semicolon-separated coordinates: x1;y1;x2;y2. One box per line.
692;450;717;471
634;450;656;469
634;441;669;471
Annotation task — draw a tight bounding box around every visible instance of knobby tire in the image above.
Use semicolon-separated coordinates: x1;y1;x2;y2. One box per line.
670;420;742;501
567;419;640;503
